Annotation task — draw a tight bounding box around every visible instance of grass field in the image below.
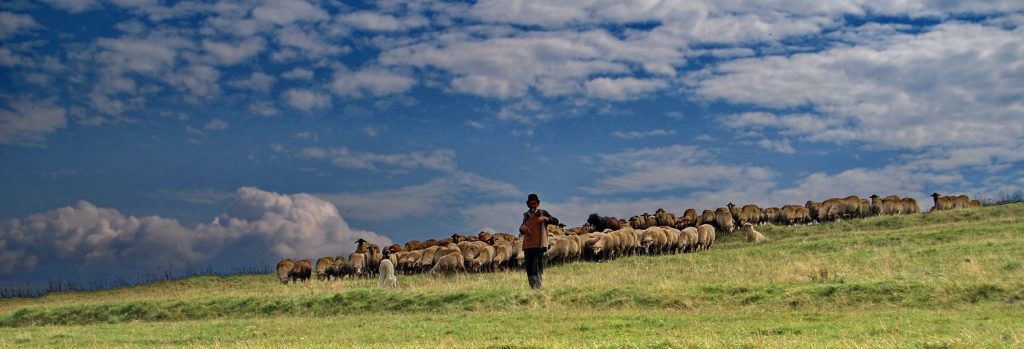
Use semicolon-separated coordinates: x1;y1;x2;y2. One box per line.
2;203;1023;348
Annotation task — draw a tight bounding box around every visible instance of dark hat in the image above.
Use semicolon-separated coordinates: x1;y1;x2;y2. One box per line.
527;193;540;202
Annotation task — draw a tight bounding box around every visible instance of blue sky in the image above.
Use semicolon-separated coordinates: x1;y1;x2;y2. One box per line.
2;0;1023;286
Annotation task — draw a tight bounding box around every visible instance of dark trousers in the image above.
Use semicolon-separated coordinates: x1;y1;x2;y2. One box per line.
524;247;545;289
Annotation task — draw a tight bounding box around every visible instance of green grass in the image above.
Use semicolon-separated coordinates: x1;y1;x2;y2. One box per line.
2;203;1023;348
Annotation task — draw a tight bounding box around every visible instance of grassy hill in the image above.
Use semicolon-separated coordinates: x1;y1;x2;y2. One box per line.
2;203;1023;348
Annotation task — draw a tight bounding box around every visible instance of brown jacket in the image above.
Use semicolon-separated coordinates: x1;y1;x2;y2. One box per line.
521;209;559;249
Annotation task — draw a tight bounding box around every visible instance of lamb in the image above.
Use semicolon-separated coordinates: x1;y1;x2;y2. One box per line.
430;251;466;275
378;251;397;289
696;224;716;251
742;223;766;243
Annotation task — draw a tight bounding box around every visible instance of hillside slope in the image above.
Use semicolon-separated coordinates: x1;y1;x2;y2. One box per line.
2;203;1023;348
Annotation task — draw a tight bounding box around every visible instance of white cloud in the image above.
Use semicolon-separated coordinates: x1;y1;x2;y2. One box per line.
612;129;675;139
330;67;416;98
585;77;669;101
300;147;458;172
0;187;391;277
251;0;328;26
282;67;314;80
757;138;796;154
167;64;221;97
317;172;521;222
275;25;348;58
202;36;266;65
698;22;1024;150
338;11;428;32
40;0;102;13
0;99;67;146
229;72;276;93
282;89;331;111
0;12;39;39
581;145;776;194
203;118;228;130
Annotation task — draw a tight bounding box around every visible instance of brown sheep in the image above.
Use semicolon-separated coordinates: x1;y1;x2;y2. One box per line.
930;193;954;212
870;195;902;216
276;259;294;284
544;237;572;265
588;213;623;232
859;199;871;218
900;198;921;214
386;244;403;254
629;215;647;229
742;223;766;243
969;199;982;208
727;203;740;223
699;209;716;226
366;244;382;276
805;201;822;223
655;208;676;227
612;227;639;256
355;238;371;253
642;212;657;229
696;224;716;251
662;227;682;254
780;205;809;225
547;224;566;236
403;240;422;252
430;251;466;275
289;259;313;282
740;204;763;225
433;244;461;265
477;231;491;243
677;209;698;228
762;207;781;225
953;195;970;209
714;207;735;233
399;250;422;274
345;253;367;278
315;257;334;281
416;246;441;273
510;238;525;268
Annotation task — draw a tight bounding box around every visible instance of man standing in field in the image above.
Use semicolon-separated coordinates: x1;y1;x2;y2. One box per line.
519;193;559;290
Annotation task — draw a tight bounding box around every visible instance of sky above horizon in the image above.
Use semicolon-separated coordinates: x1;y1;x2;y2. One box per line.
2;0;1023;286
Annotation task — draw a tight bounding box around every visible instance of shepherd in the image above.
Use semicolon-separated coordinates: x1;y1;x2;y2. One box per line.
519;193;559;290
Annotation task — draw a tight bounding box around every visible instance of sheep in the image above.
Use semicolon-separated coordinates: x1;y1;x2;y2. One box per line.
327;256;346;279
510;238;525;268
629;215;647;229
699;210;716;226
640;227;669;255
870;195;902;216
740;204;763;225
679;227;699;252
780;205;809;225
433;244;461;265
727;203;740;223
953;195;970;209
378;254;397;289
544;237;572;265
588;213;624;232
900;197;921;214
762;207;781;225
547;224;566;236
315;257;334;281
662;226;682;254
696;224;716;251
398;250;422;274
355;238;371;253
416;246;441;273
492;241;514;271
969;199;982;208
366;244;383;277
859;199;871;218
714;207;735;233
805;201;822;223
386;244;403;254
404;240;422;252
566;225;591;235
289;259;313;283
276;259;294;284
612;227;640;256
676;208;698;228
430;251;466;275
643;212;658;229
655;208;676;227
742;223;766;243
930;193;954;212
345;253;367;278
470;245;495;272
585;232;618;261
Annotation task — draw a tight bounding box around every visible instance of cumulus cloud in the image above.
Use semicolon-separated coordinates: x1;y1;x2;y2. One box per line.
300;147;458;172
584;77;669;101
612;129;676;139
330;67;416;98
40;0;102;13
251;0;328;26
581;145;776;194
0;99;67;146
698;22;1024;150
229;72;277;93
0;187;391;279
203;118;228;130
202;36;266;65
283;89;331;111
0;12;39;39
338;11;428;32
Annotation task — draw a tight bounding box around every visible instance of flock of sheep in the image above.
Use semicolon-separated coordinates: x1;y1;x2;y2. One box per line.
274;192;980;285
